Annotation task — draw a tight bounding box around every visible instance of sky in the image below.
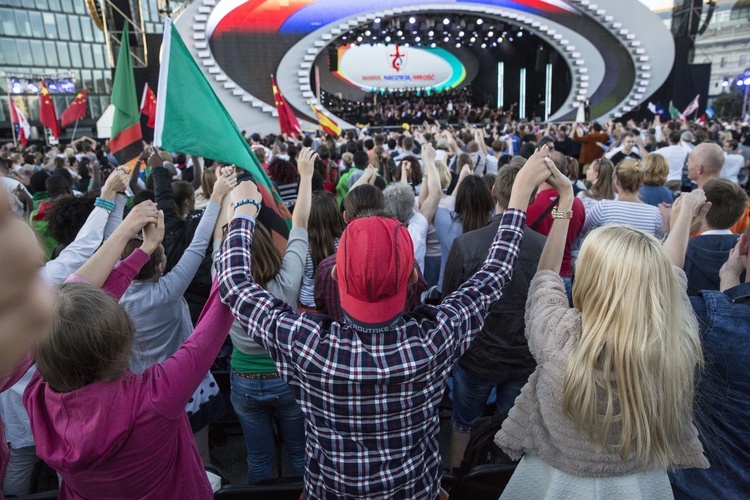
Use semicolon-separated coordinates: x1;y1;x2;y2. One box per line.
639;0;676;12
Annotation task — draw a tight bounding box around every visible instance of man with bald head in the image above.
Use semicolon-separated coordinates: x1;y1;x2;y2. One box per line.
687;142;725;188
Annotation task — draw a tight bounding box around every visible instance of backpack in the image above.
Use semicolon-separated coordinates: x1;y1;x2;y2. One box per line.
450;412;517;500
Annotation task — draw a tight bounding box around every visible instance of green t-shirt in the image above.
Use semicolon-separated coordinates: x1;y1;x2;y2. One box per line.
230;347;277;374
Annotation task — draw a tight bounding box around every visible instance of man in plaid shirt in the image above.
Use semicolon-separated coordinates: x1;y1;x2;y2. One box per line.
218;147;555;499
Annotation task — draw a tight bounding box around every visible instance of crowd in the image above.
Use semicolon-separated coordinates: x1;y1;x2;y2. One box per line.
0;112;748;499
320;87;509;126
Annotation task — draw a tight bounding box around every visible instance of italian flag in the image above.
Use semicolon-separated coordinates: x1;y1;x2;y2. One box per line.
154;19;291;244
110;23;143;165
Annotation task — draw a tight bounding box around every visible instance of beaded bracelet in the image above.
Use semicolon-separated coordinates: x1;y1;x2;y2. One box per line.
94;197;116;212
234;198;261;215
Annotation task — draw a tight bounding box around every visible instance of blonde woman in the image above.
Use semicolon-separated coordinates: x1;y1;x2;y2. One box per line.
639;153;675;207
495;163;708;498
581;158;663;238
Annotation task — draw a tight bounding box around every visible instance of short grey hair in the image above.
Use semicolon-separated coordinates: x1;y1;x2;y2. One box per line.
383;183;415;225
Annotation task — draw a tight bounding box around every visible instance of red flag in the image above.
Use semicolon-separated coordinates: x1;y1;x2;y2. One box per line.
8;95;30;147
140;83;157;128
271;76;301;137
39;82;60;139
60;89;88;127
696;113;707;125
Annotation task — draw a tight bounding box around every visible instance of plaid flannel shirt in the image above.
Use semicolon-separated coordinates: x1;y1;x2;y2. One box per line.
218;210;526;499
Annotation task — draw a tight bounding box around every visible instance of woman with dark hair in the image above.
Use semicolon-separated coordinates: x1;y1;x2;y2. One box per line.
268;157;299;207
76;157;92;193
228;148;316;484
396;155;423;194
433;172;494;294
577;157;615;213
298;191;345;311
316;144;340;194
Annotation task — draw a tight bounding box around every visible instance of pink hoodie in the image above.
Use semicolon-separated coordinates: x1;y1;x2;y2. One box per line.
23;278;233;499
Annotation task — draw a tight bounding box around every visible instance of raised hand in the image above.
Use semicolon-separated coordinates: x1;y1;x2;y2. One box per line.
421;143;436;164
102;166;130;196
210;166;238;204
120;200;159;239
140;210;165;254
297;147;318;178
515;145;555;190
229;180;262;222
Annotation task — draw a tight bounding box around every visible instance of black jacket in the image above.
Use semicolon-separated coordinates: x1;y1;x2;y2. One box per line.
443;215;546;382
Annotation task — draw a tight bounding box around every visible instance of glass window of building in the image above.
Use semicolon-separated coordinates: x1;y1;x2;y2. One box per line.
48;0;61;11
81;43;93;68
43;13;57;38
81;69;94;92
29;11;45;37
1;38;19;65
93;43;105;68
43;40;59;66
94;24;104;43
73;0;85;14
69;15;81;41
0;97;8;123
16;39;33;66
30;40;46;66
94;70;106;92
56;14;69;40
68;41;81;67
81;18;93;42
26;96;40;121
35;0;49;10
57;42;70;67
61;0;72;11
15;10;31;37
90;95;102;118
100;94;110;112
1;8;18;36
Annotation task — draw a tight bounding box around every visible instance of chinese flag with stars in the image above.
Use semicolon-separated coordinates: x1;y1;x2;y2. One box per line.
271;76;301;137
60;89;88;128
39;81;61;139
140;83;157;128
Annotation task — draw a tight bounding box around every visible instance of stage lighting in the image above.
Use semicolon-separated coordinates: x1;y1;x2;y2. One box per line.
385;36;391;42
428;30;434;37
444;36;449;42
470;36;476;43
397;30;403;36
357;36;363;42
456;42;461;47
458;31;464;37
476;18;483;25
48;82;59;92
517;31;523;37
745;77;750;85
27;82;39;93
738;80;744;86
481;43;486;48
375;17;381;23
409;17;416;24
487;31;493;37
431;43;436;47
443;18;450;25
365;30;371;36
415;36;421;42
11;81;23;94
509;36;514;41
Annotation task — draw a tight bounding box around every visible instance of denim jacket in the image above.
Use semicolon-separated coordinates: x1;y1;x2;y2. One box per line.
671;283;750;499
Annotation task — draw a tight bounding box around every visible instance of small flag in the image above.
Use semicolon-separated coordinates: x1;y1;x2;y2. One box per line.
696;114;707;125
154;19;291;249
271;76;301;137
39;82;61;139
110;24;144;165
60;89;88;127
705;106;715;119
647;102;657;114
668;101;683;121
8;95;30;147
140;83;157;128
682;94;700;118
309;102;342;137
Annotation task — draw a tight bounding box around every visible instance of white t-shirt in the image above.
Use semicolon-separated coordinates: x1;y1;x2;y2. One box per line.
721;153;744;184
655;145;689;182
408;211;429;273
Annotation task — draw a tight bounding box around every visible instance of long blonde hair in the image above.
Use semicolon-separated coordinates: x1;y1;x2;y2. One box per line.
566;225;702;469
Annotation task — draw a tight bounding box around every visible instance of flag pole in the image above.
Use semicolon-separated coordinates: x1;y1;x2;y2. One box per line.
71;119;79;141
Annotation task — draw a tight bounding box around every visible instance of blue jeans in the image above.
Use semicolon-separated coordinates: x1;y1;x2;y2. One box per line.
230;372;306;484
423;255;441;289
451;363;526;433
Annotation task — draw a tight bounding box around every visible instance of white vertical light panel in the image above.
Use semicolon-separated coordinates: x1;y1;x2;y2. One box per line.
519;68;527;120
497;62;504;108
545;63;552;121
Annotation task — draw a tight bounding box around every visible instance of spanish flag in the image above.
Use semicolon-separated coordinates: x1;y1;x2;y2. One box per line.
309;102;341;137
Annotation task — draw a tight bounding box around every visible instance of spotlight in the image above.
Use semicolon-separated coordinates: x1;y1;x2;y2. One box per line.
481;43;486;48
456;42;461;47
431;42;436;47
48;82;59;92
409;16;416;24
476;18;483;25
458;30;464;37
443;36;449;42
509;36;513;41
397;30;403;36
722;80;729;87
443;18;450;25
487;31;493;37
428;30;434;37
374;17;381;23
498;37;503;42
745;77;750;85
415;36;421;42
11;81;23;94
385;36;391;42
365;30;371;36
357;36;363;42
27;82;39;93
517;31;523;37
738;80;744;86
470;36;476;43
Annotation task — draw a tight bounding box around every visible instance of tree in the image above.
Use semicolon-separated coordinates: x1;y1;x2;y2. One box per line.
712;90;744;118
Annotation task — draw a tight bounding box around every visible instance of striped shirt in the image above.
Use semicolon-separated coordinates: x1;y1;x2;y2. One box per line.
218;210;526;499
276;182;299;207
581;199;663;238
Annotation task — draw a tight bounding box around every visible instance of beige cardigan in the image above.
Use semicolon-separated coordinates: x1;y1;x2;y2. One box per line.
494;269;709;477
